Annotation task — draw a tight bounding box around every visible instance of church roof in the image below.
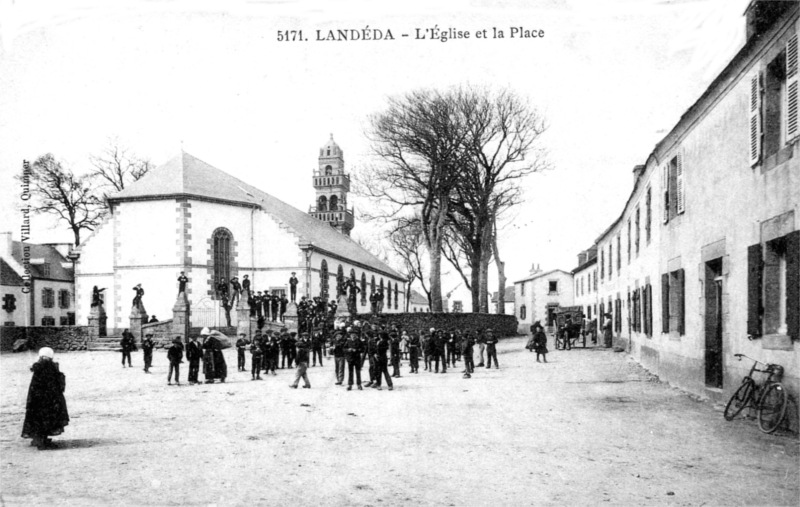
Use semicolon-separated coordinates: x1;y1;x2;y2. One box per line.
108;152;402;280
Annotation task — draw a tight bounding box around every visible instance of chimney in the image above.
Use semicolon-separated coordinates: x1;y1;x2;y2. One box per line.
1;232;12;259
744;1;793;41
577;251;588;266
632;165;645;185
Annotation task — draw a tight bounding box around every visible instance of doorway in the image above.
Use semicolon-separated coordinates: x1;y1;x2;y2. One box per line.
704;258;724;388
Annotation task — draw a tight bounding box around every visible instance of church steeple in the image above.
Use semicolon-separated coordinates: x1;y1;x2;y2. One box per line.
309;134;354;236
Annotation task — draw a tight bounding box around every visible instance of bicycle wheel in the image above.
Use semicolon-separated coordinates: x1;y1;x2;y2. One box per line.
757;383;788;434
723;379;754;421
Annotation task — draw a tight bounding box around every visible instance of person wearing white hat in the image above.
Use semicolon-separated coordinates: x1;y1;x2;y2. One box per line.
22;348;69;450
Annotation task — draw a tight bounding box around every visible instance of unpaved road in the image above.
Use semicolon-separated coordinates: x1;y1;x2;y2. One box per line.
1;338;798;506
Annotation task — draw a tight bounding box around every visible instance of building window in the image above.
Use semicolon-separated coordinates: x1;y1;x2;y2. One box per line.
330;195;339;211
58;289;70;309
41;316;55;326
336;265;344;296
616;235;621;273
608;243;613;277
60;316;68;326
593;271;597;291
41;263;51;278
452;301;463;313
645;187;652;244
520;305;527;320
661;270;686;336
748;231;799;339
627;218;631;264
394;283;399;310
318;195;328;211
320;260;329;300
387;280;392;308
758;36;799;165
2;294;17;313
361;273;367;306
600;249;605;280
635;207;640;255
662;153;685;223
212;228;233;291
521;282;525;297
42;288;54;309
371;275;375;296
325;165;332;175
548;281;558;294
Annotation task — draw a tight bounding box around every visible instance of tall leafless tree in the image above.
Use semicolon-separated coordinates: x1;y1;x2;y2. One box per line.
361;88;472;312
22;154;106;246
387;217;431;310
447;87;548;312
89;138;153;194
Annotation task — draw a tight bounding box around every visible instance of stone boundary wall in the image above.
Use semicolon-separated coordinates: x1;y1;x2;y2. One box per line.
363;313;519;337
141;319;177;349
0;327;90;352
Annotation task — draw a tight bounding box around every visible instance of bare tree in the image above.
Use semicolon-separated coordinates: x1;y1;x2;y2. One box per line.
386;216;431;310
491;216;507;314
448;87;548;312
361;88;472;312
89;138;153;194
21;154;106;246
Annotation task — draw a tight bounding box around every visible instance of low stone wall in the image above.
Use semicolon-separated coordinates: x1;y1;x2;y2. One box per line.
0;326;90;352
362;313;519;337
141;319;177;349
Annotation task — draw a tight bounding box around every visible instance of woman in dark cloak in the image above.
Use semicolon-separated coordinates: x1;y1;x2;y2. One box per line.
201;328;227;383
21;347;69;449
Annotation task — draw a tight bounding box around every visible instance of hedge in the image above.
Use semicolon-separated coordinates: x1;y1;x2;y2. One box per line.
356;313;519;338
0;326;90;352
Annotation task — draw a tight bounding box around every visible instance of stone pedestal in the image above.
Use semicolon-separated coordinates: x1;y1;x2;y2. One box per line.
283;302;299;333
129;304;149;340
236;289;254;339
88;303;107;338
172;292;191;344
336;294;351;319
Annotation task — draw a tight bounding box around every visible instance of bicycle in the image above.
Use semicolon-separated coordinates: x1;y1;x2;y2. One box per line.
723;353;788;434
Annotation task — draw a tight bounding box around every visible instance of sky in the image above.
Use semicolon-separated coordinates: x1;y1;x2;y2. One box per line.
0;0;752;307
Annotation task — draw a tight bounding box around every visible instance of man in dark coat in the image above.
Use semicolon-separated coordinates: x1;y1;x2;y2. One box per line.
236;333;248;372
167;337;184;385
230;277;242;306
186;335;203;384
141;334;155;373
373;331;393;390
216;278;229;300
311;331;324;367
270;292;280;322
177;272;188;294
120;329;136;367
290;332;312;389
462;331;475;378
408;332;420;374
280;295;288;322
485;328;499;369
254;291;264;319
390;331;402;378
289;272;299;302
345;328;363;391
22;347;69;449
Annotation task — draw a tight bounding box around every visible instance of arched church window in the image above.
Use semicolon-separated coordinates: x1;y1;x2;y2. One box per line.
371;275;375;296
327;149;330;156
380;278;384;298
212;228;233;292
520;305;527;320
361;273;367;306
318;195;327;212
329;195;338;211
320;260;329;300
325;165;332;175
387;282;392;308
394;283;399;310
336;265;344;296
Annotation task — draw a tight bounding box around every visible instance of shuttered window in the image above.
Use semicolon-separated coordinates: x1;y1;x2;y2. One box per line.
749;72;762;166
747;243;764;338
661;273;670;333
676;150;685;215
786;33;799;142
662;164;669;223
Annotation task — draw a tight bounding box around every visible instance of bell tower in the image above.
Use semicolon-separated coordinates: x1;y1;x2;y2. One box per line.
309;134;354;236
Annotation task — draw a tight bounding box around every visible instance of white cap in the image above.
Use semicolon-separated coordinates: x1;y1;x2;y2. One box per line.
38;347;54;359
200;327;211;336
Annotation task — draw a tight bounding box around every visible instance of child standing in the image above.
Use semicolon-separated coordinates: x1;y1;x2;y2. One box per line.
250;337;263;380
167;337;184;385
532;324;548;363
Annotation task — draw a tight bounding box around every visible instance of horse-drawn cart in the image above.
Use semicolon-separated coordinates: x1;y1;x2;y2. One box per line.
553;306;587;350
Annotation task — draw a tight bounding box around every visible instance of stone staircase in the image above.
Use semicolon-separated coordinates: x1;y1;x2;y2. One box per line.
87;335;122;352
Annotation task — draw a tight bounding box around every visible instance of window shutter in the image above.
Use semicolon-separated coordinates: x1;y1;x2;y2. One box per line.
642;288;649;336
676;150;685;214
646;284;653;337
749;72;762;166
661;273;670;333
662;164;669;224
676;269;685;336
786;33;799;142
785;230;799;341
747;243;763;338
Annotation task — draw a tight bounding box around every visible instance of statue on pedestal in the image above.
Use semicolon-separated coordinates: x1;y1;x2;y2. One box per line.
91;286;106;307
132;284;145;311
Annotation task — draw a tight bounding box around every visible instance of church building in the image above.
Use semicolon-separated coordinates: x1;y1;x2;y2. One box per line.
73;136;405;331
